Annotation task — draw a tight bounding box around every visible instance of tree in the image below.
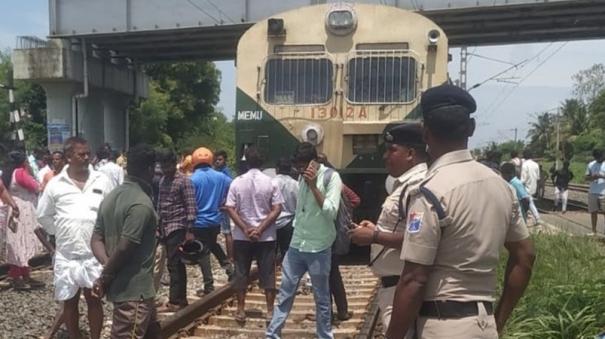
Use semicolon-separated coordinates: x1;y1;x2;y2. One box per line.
573;63;605;105
526;112;554;157
0;50;47;155
560;98;588;136
128;60;230;154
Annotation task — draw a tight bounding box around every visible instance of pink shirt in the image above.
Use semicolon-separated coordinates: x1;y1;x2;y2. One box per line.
226;169;284;242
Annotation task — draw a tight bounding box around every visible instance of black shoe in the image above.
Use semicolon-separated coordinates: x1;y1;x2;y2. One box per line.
337;311;353;321
196;287;214;297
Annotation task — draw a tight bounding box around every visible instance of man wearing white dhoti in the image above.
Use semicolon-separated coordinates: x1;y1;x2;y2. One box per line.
37;137;113;339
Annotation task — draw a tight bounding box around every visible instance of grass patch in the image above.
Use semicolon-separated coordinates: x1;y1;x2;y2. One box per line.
500;233;605;338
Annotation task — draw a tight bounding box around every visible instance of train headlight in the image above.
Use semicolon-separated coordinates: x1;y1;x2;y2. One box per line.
268;18;285;37
302;124;324;146
428;29;440;45
326;8;357;36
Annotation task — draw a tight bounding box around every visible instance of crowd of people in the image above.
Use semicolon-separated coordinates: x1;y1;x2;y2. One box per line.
22;83;605;339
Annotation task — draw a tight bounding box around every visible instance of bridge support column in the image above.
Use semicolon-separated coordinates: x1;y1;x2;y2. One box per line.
12;38;148;152
78;92;104;153
102;92;130;152
39;82;78;151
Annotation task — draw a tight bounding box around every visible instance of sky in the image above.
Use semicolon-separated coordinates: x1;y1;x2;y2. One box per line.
2;1;604;148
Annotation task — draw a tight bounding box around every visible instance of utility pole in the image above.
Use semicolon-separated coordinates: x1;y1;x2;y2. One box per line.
459;46;468;90
512;128;518;143
0;70;23;149
555;113;561;170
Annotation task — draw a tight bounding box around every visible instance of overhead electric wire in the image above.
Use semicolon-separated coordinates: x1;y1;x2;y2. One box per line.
482;42;568;121
204;0;236;24
469;42;554;92
468;53;516;66
475;42;555;117
187;0;221;24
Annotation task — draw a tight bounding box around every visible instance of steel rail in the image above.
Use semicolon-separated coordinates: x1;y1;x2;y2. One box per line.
159;268;259;338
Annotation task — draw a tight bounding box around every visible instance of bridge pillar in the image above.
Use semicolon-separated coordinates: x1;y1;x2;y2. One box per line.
39;82;78;151
12;38;148;152
78;92;105;153
102;92;129;152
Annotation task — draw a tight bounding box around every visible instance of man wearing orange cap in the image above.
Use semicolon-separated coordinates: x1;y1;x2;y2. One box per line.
189;147;233;295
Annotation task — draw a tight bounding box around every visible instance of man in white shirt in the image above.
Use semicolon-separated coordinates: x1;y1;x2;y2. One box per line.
271;157;299;261
37;137;113;339
225;146;283;323
520;150;541;223
510;150;522;177
36;150;52;183
586;149;605;235
96;148;124;189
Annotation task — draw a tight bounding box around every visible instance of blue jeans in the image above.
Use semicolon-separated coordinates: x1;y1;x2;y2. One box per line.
220;212;231;234
266;247;333;339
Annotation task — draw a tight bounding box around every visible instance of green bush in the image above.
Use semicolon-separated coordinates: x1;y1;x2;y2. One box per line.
500;234;605;338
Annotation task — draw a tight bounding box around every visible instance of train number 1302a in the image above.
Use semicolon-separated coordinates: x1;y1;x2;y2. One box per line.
310;107;368;119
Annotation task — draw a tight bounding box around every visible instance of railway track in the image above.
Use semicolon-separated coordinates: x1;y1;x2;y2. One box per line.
159;265;380;339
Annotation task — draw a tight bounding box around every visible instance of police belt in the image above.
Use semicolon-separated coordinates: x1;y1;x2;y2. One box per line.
380;275;399;288
419;300;493;319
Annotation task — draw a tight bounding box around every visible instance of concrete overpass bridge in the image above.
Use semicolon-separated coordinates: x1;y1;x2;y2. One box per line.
13;0;605;151
48;0;605;62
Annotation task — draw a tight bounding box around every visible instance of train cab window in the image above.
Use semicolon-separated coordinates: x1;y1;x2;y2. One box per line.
264;58;333;104
347;56;416;103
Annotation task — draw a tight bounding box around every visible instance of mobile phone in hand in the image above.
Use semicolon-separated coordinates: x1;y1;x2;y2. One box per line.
307;160;320;173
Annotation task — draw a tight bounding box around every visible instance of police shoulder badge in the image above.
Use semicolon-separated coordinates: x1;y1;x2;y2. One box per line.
407;212;423;233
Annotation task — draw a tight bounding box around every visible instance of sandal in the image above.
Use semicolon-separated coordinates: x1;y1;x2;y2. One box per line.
12;279;32;291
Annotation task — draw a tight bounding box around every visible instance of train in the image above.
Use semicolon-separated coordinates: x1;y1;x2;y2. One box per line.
234;3;449;257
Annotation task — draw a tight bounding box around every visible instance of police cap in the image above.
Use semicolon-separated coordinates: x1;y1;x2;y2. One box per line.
383;122;424;146
421;84;476;117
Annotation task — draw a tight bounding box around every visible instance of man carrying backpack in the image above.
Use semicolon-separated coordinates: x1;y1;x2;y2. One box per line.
349;122;427;333
267;142;342;339
318;153;360;322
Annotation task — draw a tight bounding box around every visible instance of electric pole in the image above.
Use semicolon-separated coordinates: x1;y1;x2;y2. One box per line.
555;112;561;169
459;46;468;90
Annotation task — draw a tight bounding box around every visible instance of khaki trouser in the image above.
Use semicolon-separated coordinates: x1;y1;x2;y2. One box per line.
153;244;167;293
111;298;160;339
414;302;498;339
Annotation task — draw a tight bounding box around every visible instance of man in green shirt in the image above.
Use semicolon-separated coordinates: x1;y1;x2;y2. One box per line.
91;144;160;339
267;142;342;339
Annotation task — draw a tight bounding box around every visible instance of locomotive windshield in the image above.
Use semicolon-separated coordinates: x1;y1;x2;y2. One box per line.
347;56;416;103
264;58;333;105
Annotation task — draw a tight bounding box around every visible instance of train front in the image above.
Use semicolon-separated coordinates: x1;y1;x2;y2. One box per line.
235;3;449;247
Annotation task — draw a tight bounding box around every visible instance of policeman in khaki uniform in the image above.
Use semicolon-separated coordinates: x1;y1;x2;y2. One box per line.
349;123;427;331
386;84;536;339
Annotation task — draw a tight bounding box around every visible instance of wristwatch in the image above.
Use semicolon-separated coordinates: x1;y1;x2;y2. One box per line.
372;229;380;244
